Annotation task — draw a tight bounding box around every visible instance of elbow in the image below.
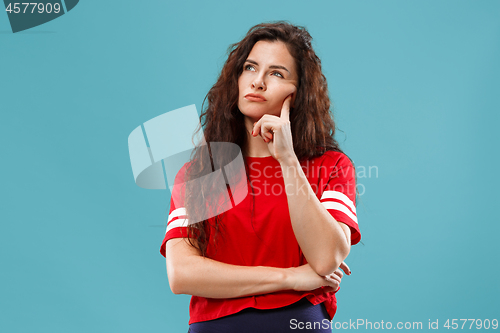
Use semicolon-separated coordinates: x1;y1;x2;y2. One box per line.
165;238;201;295
166;260;189;295
313;260;342;277
167;271;181;295
167;267;180;294
167;269;186;295
169;280;184;295
313;244;350;277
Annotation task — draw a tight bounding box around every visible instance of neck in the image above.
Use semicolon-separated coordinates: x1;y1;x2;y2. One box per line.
243;116;271;158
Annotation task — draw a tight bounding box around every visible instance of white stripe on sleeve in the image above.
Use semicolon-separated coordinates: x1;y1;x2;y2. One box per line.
168;207;187;222
320;190;356;214
166;218;189;234
321;201;358;225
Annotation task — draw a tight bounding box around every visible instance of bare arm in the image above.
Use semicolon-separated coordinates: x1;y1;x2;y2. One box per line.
252;95;353;277
166;237;343;298
280;158;351;276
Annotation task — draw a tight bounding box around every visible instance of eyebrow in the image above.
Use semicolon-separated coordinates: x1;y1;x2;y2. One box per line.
245;59;291;74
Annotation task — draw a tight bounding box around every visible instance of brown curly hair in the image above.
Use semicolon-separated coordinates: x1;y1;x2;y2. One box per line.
181;21;350;256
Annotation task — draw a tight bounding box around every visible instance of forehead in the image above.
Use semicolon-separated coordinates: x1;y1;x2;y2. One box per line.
247;40;297;73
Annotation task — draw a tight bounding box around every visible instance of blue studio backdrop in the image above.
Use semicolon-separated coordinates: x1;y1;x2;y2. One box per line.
1;1;499;332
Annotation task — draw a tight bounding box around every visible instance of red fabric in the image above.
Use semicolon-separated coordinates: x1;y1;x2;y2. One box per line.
159;151;361;324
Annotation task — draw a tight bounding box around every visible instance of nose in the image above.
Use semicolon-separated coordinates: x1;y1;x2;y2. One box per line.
251;77;266;91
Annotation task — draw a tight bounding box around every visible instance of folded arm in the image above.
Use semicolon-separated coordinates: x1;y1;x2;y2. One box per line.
165;237;344;298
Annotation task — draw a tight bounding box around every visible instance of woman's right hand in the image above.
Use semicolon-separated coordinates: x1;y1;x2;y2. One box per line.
287;262;350;292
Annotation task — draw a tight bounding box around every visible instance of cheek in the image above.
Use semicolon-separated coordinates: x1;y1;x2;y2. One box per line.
238;74;248;92
238;72;252;90
276;84;297;101
237;78;243;96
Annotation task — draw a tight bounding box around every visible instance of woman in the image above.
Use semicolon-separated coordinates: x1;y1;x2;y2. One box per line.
160;22;361;332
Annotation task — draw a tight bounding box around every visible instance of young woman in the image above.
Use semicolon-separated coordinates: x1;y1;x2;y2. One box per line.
160;22;361;332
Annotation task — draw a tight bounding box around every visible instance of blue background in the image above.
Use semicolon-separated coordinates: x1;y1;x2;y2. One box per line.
1;0;499;331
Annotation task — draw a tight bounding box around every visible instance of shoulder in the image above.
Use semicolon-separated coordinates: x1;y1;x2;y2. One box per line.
171;160;197;185
169;161;196;202
320;150;353;168
301;150;354;170
297;150;355;184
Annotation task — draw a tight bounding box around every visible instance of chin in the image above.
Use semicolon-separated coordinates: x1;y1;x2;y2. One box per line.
239;103;279;120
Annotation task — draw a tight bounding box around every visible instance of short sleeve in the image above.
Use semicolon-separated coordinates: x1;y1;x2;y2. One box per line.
319;154;361;245
159;164;194;258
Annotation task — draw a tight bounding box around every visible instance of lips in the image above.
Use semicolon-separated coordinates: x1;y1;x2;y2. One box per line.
245;93;267;102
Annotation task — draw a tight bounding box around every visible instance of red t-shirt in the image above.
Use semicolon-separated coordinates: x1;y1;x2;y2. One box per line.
160;151;361;324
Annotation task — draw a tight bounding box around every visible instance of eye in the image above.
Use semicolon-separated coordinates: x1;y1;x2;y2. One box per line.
272;71;284;78
244;64;255;71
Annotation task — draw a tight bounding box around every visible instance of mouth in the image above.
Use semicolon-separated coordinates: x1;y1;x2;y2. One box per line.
244;93;267;102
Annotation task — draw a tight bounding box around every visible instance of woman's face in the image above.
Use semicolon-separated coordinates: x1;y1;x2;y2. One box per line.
237;40;298;122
